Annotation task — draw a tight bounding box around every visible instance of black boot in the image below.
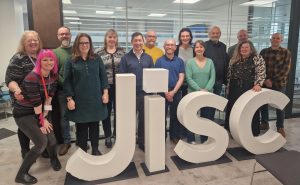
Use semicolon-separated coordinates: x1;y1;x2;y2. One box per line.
47;145;61;171
105;136;113;148
91;147;102;156
15;150;39;184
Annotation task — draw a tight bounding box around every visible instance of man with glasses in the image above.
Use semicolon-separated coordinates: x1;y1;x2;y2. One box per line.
53;26;72;156
143;30;164;64
155;39;185;144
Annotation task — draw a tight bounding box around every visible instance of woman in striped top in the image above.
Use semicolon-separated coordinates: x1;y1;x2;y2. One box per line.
13;50;61;184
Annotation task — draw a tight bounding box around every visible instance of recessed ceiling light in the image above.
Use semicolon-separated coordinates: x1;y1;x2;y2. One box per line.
173;0;201;4
62;0;72;4
63;10;77;14
148;13;167;17
96;11;114;15
65;17;80;20
69;22;82;25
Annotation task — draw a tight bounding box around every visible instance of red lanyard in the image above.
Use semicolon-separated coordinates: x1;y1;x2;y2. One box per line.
40;73;49;100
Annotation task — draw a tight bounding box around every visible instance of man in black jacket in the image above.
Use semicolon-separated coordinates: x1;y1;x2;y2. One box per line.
204;26;229;121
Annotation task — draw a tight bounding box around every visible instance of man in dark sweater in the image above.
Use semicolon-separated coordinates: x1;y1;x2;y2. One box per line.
119;32;154;151
204;26;229;120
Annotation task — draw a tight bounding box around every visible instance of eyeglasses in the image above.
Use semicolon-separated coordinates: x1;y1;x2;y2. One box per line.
58;33;71;36
79;42;90;46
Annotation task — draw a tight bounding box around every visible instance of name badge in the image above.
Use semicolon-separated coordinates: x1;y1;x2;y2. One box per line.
44;105;52;111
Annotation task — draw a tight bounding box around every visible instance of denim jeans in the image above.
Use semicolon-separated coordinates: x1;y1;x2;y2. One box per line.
260;87;286;128
211;81;223;121
164;91;183;140
57;90;71;144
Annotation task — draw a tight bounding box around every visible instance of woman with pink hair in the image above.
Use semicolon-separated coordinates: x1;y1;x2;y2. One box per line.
13;49;61;184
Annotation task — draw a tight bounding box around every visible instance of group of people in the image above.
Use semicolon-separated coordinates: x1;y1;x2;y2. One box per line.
5;25;291;184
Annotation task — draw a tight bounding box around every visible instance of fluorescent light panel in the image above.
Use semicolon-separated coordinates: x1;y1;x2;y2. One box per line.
148;13;167;17
62;0;72;4
96;11;114;15
241;0;277;7
173;0;201;4
69;22;82;25
63;10;77;14
65;17;80;20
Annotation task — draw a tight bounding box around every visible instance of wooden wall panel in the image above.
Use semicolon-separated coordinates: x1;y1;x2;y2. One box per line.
27;0;63;49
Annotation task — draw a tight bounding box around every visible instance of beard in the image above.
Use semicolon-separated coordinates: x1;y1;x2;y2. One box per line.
61;40;71;47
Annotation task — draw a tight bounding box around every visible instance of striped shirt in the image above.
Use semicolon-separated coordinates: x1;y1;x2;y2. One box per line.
13;71;58;118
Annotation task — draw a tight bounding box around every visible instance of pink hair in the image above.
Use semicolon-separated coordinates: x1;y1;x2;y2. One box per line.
34;49;58;75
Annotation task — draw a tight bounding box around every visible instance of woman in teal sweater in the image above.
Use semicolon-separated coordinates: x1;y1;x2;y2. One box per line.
185;40;216;143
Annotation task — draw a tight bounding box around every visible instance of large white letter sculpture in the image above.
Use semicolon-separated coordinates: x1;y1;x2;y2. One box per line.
143;69;168;172
176;91;229;163
230;88;288;154
66;74;136;181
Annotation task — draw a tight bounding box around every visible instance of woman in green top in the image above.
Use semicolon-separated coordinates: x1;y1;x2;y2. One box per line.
64;33;109;155
185;40;216;143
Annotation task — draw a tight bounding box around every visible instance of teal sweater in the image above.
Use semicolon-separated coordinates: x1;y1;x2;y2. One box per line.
185;58;216;92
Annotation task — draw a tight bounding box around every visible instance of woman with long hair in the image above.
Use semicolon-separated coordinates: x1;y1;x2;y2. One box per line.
225;41;266;136
64;33;109;155
95;29;125;148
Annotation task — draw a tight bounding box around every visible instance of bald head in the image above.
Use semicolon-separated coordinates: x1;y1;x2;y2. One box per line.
164;38;176;57
237;29;248;43
208;26;221;43
145;30;157;48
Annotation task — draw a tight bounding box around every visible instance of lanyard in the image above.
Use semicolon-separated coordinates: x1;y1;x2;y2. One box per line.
40;73;50;100
28;56;36;66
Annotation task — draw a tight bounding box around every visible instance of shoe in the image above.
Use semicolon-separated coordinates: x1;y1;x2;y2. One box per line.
50;157;62;171
59;143;71;156
189;141;196;145
105;136;113;148
260;122;270;130
138;144;145;152
91;149;102;156
41;150;49;158
15;173;37;184
277;128;286;138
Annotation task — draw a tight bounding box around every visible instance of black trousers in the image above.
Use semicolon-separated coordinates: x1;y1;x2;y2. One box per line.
136;94;145;146
76;122;99;151
102;84;116;138
225;79;260;136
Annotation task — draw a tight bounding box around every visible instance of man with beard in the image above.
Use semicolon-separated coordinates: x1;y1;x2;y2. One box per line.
143;30;164;64
53;26;72;155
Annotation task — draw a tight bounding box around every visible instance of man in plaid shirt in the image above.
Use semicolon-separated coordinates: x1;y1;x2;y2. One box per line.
260;33;291;137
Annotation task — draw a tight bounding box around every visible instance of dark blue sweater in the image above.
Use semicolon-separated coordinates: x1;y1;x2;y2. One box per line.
119;49;154;95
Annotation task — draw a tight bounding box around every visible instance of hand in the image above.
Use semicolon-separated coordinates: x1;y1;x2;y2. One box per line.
14;89;24;101
252;84;262;92
67;99;75;110
40;119;53;134
264;79;272;88
102;93;109;104
164;92;173;102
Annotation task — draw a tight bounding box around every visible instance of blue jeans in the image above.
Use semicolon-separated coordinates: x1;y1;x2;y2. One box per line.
186;107;213;143
211;81;223;120
164;91;183;140
260;87;286;129
57;90;71;144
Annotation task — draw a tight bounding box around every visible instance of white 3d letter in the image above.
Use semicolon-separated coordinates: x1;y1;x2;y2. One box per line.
143;69;168;172
176;91;229;163
66;74;136;181
230;88;288;154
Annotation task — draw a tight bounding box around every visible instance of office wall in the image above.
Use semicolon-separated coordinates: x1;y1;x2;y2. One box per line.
0;0;24;84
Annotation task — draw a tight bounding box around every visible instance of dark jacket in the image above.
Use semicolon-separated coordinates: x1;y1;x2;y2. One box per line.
204;40;229;84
